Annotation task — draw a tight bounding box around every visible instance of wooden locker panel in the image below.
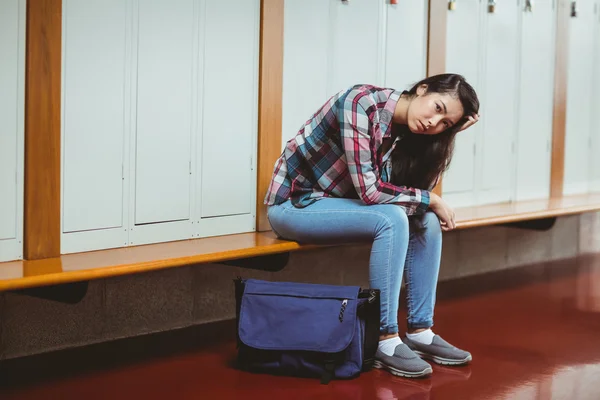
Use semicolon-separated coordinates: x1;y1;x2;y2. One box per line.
281;0;330;145
62;0;128;233
199;0;259;218
0;0;24;261
442;0;482;206
478;0;520;204
384;0;428;91
328;0;384;94
515;0;556;201
564;0;596;195
134;0;195;224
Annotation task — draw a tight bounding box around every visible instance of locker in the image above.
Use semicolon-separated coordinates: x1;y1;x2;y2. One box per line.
62;0;129;237
328;0;384;94
384;0;429;91
442;0;483;207
134;0;195;224
564;0;596;195
281;0;330;145
478;0;520;204
589;0;600;192
200;0;260;218
62;0;261;252
0;0;24;262
514;0;557;201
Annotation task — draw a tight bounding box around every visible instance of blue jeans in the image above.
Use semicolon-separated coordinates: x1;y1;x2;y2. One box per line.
267;198;442;335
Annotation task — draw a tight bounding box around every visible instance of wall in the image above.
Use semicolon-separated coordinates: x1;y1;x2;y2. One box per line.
0;211;599;360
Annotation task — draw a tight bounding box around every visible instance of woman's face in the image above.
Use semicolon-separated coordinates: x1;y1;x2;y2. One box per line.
407;85;464;135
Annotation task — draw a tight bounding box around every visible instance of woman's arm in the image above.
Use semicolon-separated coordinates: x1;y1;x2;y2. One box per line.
339;94;429;216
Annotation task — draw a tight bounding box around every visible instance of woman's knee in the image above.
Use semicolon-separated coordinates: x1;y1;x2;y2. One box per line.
421;211;442;238
375;205;410;234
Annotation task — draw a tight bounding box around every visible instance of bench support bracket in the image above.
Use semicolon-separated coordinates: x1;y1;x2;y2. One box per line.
15;281;89;304
219;252;290;272
501;217;557;231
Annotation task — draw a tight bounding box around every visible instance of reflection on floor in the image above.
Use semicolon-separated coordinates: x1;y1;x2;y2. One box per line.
1;254;600;400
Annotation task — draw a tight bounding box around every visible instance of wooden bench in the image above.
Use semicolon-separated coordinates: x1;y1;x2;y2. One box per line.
0;193;599;294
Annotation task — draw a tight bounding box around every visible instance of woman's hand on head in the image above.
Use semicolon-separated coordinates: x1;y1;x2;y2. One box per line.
429;192;456;231
458;113;480;133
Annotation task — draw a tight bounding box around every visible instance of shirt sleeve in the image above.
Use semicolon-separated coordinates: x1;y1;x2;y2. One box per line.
339;94;430;215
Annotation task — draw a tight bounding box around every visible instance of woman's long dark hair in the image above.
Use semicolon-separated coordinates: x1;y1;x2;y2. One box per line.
389;74;480;234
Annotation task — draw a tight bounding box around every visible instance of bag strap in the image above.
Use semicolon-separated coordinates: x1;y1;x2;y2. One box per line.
320;359;335;385
234;277;246;348
361;289;381;369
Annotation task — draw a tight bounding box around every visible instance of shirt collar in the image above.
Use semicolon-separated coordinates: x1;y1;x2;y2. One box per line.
379;90;403;138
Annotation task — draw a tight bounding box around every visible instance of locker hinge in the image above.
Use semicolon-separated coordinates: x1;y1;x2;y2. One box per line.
122;164;124;180
189;161;192;175
250;156;253;170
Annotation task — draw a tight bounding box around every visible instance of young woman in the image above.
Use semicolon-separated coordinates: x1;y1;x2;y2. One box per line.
264;74;480;379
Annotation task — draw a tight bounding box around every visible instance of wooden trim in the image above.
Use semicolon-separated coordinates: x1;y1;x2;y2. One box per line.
427;0;448;196
550;0;570;198
24;0;62;259
256;0;284;232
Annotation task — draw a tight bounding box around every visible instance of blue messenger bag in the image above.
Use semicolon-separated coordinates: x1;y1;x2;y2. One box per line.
234;278;380;384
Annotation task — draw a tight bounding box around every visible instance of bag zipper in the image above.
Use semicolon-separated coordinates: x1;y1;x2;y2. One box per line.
339;299;348;322
368;290;377;303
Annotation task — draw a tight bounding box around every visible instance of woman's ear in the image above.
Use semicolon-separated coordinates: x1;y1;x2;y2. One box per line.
416;84;428;96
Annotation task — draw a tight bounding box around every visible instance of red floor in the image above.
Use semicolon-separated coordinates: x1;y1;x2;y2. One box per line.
2;254;600;400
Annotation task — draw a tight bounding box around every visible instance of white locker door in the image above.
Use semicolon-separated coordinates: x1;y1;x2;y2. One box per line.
328;0;384;95
515;0;556;201
0;0;24;262
589;0;600;192
384;1;428;91
442;0;483;207
281;0;331;145
564;0;596;195
62;0;129;253
199;0;259;222
478;1;520;204
134;0;194;225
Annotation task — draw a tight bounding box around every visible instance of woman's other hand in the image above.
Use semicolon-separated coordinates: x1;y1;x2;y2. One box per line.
429;193;456;231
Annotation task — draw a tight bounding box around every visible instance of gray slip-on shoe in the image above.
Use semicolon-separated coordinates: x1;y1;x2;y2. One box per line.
402;335;472;366
374;343;433;378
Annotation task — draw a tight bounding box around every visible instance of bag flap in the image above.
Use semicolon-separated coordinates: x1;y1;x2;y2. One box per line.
238;279;361;353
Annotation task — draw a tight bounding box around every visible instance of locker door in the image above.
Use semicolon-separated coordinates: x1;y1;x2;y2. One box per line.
442;0;483;207
199;0;260;221
589;0;600;192
281;0;330;145
328;0;384;95
564;0;596;195
478;0;520;204
515;0;556;201
62;0;129;253
134;0;195;225
384;0;428;91
0;0;24;262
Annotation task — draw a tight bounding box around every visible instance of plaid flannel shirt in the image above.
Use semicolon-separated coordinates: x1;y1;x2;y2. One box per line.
264;84;430;216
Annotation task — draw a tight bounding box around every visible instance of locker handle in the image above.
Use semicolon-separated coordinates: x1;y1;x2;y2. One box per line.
571;1;577;17
448;0;457;10
488;0;497;13
524;0;533;12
